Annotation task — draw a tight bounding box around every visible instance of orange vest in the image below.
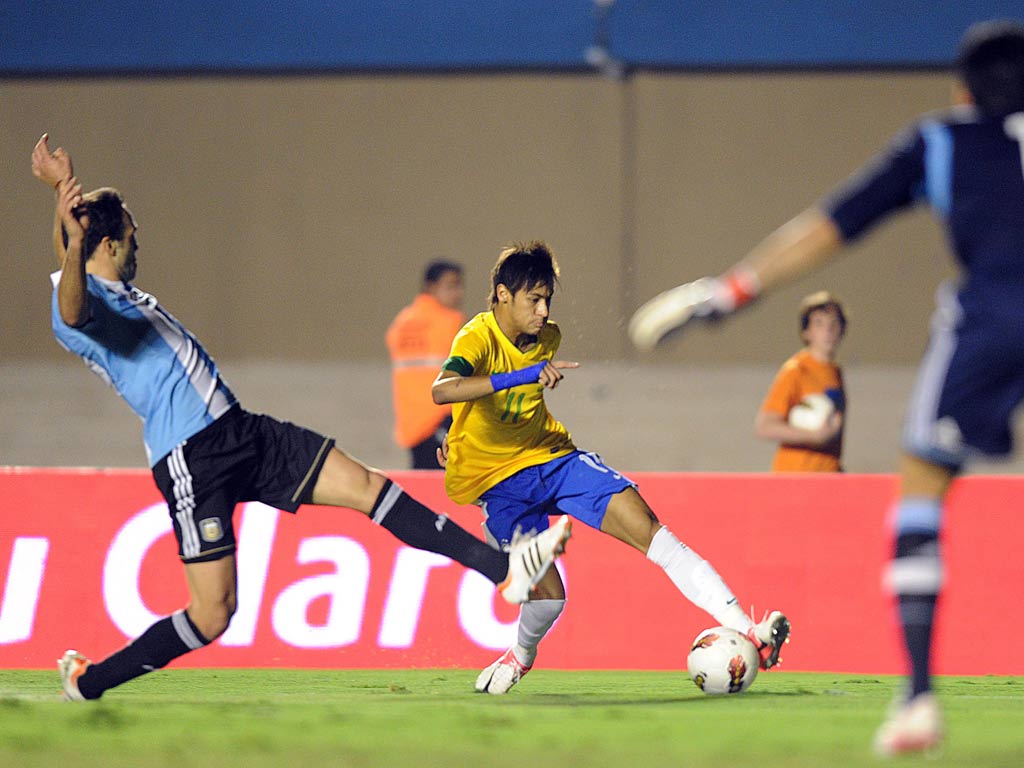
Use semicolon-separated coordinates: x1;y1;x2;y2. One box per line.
760;348;845;472
385;294;465;448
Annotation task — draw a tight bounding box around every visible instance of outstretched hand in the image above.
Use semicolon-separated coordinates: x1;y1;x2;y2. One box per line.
538;360;579;389
32;133;74;188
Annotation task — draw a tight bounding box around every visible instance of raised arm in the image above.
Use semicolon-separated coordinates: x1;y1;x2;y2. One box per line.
432;360;579;405
32;134;75;265
54;177;92;328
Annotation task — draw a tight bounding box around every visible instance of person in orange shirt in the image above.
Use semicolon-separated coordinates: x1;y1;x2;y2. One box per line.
755;291;847;472
386;260;466;468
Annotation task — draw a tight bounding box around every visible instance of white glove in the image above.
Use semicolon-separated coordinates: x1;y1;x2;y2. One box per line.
628;269;760;351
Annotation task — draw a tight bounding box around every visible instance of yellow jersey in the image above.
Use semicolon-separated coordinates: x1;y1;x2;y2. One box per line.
441;311;575;504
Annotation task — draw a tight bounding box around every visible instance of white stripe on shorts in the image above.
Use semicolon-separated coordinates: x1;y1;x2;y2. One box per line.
169;445;201;559
903;282;962;458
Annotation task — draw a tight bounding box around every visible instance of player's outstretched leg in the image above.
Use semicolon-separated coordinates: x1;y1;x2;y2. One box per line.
57;608;215;700
498;515;572;604
58;650;91;701
873;692;943;756
346;468;571;605
746;610;791;670
641;520;792;665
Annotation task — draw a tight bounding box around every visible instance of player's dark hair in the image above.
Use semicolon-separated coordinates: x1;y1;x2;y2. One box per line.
61;187;128;260
957;20;1024;117
423;259;463;285
799;291;847;338
489;241;560;306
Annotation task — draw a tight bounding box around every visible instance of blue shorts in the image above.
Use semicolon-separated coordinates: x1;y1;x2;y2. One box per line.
479;450;636;549
903;282;1024;469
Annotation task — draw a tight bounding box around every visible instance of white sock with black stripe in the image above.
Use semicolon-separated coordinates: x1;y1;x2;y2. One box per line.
646;526;751;633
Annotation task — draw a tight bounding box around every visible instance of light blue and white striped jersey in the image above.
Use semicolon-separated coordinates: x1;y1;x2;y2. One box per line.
50;271;238;466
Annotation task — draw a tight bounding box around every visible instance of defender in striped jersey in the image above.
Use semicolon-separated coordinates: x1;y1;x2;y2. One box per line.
628;19;1024;757
33;136;570;701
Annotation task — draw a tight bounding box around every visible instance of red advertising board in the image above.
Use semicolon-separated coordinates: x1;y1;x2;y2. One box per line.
1;468;1020;674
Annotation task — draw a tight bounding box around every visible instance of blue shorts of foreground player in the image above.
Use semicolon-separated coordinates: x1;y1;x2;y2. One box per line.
479;450;636;549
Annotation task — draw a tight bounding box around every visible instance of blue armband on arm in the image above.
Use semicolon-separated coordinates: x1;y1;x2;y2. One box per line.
490;361;546;392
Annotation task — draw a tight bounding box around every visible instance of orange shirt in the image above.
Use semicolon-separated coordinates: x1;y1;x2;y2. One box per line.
386;294;465;448
760;348;845;472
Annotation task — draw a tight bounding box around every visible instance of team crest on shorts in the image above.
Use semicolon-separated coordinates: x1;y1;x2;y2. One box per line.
199;518;224;543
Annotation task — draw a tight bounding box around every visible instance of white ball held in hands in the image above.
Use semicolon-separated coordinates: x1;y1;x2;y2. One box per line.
787;393;835;431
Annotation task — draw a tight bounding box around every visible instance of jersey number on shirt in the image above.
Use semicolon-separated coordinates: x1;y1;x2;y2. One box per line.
500;391;526;423
578;451;624;480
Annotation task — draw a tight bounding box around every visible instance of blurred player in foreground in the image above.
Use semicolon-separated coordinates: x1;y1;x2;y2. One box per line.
755;291;847;472
386;259;465;468
629;20;1024;756
32;135;569;701
434;241;789;694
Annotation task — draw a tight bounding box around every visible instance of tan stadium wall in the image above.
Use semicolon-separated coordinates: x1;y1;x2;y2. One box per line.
3;71;956;367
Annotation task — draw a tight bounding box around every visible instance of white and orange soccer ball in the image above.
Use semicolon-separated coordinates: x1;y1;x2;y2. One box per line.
686;626;759;695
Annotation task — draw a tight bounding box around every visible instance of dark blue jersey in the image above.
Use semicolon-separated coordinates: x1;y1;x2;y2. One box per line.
825;107;1024;465
825;106;1024;315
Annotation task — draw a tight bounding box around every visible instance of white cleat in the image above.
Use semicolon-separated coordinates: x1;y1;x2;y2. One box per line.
747;610;790;670
58;649;91;701
873;692;943;757
499;515;571;605
475;647;532;694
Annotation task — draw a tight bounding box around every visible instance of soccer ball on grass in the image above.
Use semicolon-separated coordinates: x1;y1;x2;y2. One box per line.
686;626;759;695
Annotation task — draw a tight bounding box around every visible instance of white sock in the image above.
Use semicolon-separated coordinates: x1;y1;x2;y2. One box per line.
646;526;752;634
512;599;565;667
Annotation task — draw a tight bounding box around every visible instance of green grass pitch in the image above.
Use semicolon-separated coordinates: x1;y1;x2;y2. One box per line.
2;669;1023;767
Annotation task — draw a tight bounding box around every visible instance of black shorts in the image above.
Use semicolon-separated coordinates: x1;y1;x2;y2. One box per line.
410;415;452;469
152;407;335;563
904;283;1024;468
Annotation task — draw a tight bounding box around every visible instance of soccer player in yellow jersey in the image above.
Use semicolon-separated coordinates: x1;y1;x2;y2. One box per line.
433;241;790;693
